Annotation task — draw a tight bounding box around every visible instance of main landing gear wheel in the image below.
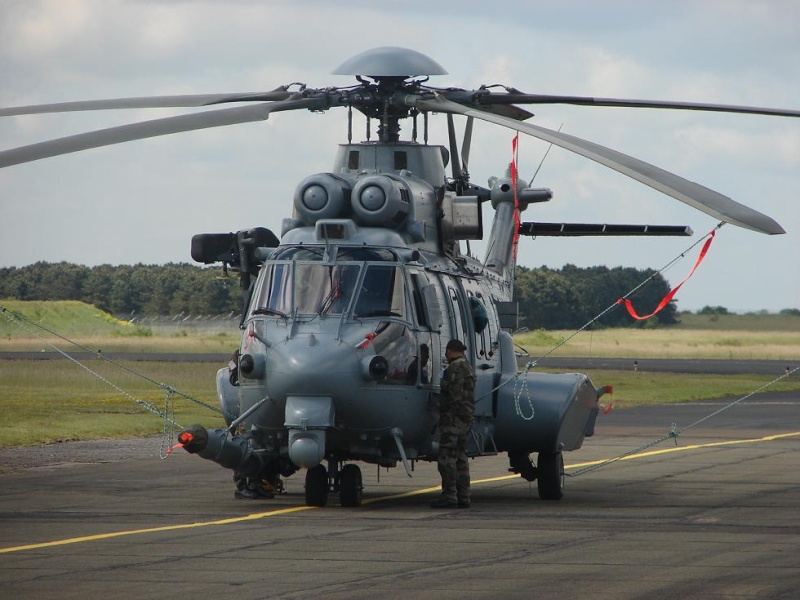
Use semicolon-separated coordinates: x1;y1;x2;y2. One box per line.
339;464;363;507
305;464;329;507
537;451;564;501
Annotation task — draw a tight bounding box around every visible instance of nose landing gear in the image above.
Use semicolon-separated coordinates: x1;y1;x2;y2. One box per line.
304;460;364;507
304;464;329;506
339;464;364;507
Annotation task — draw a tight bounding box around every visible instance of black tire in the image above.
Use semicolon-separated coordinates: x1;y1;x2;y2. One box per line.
305;464;328;507
339;464;363;507
537;451;564;501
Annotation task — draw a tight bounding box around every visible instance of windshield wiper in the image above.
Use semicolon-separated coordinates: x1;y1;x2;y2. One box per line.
354;309;401;318
317;287;338;315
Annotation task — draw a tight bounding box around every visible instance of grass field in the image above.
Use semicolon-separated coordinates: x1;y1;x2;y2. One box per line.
4;299;800;358
514;327;800;360
1;300;799;447
0;358;223;447
0;300;241;353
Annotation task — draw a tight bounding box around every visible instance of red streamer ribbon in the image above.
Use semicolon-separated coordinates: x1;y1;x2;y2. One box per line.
355;332;377;349
617;229;717;320
165;442;184;456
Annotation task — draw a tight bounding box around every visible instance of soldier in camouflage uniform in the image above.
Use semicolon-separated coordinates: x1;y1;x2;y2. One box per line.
430;339;476;509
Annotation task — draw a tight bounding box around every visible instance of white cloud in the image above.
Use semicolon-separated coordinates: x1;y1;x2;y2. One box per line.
1;0;798;311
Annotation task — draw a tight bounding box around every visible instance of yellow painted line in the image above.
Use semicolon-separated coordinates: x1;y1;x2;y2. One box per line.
361;484;441;504
0;505;316;555
2;430;798;555
571;429;800;465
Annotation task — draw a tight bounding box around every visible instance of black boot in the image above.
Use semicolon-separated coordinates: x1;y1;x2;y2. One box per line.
234;477;274;500
429;496;458;508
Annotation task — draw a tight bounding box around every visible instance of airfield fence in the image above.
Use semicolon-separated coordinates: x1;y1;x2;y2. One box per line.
126;313;242;334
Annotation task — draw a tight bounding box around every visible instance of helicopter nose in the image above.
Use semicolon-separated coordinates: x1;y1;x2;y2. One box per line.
265;337;360;399
265;337;361;470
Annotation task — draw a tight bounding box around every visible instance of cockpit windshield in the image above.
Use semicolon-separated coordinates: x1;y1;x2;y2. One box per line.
252;262;361;316
272;246;396;262
251;255;407;320
298;263;361;314
250;253;426;386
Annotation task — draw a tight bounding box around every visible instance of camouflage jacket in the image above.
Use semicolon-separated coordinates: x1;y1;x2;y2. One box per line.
439;356;476;427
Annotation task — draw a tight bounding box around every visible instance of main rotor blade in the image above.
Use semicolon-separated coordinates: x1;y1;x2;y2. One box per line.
0;98;321;168
417;96;785;235
519;222;693;237
0;91;294;117
475;93;800;118
446;113;462;181
461;116;474;172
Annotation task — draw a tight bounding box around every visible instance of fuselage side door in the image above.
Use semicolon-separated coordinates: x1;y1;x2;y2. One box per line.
408;268;441;388
461;278;499;418
440;274;469;349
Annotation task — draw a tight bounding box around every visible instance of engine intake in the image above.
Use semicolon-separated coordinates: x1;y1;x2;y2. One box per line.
293;173;352;224
351;174;410;228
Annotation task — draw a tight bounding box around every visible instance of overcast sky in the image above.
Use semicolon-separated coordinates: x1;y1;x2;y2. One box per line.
1;0;798;312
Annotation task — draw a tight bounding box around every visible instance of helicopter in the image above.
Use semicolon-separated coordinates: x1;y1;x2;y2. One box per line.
0;47;795;507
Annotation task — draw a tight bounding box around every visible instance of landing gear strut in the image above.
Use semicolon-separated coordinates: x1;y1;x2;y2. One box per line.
508;451;565;501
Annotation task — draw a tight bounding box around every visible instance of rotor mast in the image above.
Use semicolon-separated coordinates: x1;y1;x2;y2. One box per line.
333;46;448;144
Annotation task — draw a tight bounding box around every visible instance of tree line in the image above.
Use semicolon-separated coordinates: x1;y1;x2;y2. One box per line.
0;261;678;328
514;264;677;329
0;262;242;317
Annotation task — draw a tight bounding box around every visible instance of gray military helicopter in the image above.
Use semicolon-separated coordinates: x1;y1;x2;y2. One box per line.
1;47;794;506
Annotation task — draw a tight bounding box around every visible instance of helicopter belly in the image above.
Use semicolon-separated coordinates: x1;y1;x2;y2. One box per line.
344;387;436;456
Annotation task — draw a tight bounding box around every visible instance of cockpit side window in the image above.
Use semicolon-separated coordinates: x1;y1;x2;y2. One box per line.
251;262;292;316
353;265;406;319
410;272;429;328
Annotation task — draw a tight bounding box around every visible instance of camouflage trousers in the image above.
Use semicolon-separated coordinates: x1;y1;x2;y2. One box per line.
437;423;471;503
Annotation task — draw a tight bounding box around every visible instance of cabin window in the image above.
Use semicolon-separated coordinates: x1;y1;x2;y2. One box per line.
447;283;467;343
368;321;417;384
467;291;492;358
404;339;431;385
469;295;489;333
